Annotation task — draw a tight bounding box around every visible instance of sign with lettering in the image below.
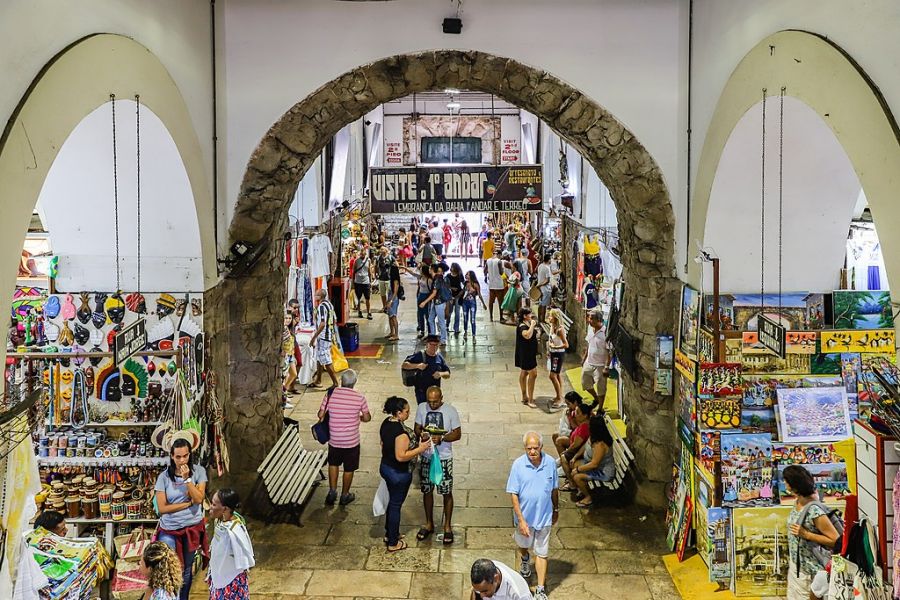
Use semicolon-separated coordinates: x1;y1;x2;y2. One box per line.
369;165;542;214
114;319;147;367
758;314;786;358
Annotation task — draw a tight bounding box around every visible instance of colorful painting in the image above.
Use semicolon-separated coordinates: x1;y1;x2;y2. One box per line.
699;328;716;362
820;329;896;353
675;348;697;382
730;293;811;332
725;337;743;363
703;294;735;331
741;407;777;435
741;332;770;355
697;430;720;481
806;293;828;329
741;352;810;375
785;331;817;354
832;290;894;330
731;505;791;597
679;285;701;360
676;495;693;562
707;508;733;583
771;439;857;493
666;441;694;551
810;351;842;375
695;484;711;567
678;376;696;430
698;396;742;431
841;353;861;394
742;375;843;408
721;432;774;507
776;387;851;443
698;362;742;396
776;461;850;505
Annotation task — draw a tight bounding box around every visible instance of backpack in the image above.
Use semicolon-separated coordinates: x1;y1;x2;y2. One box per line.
796;500;844;575
435;278;452;304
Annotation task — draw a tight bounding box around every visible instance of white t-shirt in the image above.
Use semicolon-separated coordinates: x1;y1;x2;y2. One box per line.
489;560;533;600
585;325;609;367
486;257;505;290
429;226;443;245
537;263;552;287
415;402;461;460
309;235;333;278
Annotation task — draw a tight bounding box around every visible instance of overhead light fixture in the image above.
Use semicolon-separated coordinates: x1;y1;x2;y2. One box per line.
444;88;460;95
447;102;461;111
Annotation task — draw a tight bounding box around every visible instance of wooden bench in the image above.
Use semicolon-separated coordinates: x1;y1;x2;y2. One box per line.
250;424;328;523
587;413;635;493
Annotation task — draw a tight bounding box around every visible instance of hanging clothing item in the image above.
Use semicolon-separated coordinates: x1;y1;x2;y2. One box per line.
583;234;600;255
308;234;333;279
584;253;603;277
868;265;882;291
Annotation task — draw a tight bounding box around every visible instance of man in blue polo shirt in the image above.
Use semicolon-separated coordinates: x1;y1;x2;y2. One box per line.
506;431;558;600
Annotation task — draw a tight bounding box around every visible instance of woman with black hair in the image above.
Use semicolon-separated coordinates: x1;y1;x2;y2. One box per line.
155;437;208;600
208;488;255;600
33;510;67;536
783;465;840;600
569;414;616;508
379;396;433;552
416;264;434;339
514;307;539;408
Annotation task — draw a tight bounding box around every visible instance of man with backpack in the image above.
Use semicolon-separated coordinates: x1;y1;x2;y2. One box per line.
420;263;452;345
402;335;451;405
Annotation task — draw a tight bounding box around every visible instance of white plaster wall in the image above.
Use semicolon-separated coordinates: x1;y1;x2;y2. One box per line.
222;0;687;257
37;101;203;292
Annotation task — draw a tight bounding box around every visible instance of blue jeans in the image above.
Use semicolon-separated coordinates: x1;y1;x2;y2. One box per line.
379;462;412;546
450;300;462;332
431;303;448;343
157;530;196;600
417;293;432;334
462;298;477;335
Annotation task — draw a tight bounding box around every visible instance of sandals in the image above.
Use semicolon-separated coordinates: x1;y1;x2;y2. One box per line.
559;481;575;492
442;530;454;545
383;534;405;544
576;500;593;509
526;401;538;409
550;401;566;411
387;540;409;553
416;527;434;541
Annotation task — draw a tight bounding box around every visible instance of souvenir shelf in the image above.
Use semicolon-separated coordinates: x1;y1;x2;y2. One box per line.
37;456;168;467
84;421;162;427
853;419;898;581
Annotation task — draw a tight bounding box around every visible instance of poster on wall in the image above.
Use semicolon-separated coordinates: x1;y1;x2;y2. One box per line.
729;293;813;331
707;508;732;584
731;505;790;597
776;387;851;443
655;335;674;395
720;432;774;507
697;396;741;431
697;363;742;396
369;165;543;213
832;290;894;329
820;329;895;353
678;285;701;360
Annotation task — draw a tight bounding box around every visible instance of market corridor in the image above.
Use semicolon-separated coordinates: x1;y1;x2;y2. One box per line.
222;276;679;599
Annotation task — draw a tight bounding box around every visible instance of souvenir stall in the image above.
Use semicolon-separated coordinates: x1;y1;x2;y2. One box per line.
669;283;898;596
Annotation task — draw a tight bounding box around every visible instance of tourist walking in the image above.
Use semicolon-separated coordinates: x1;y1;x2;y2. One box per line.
426;263;451;345
514;249;531;296
784;465;840;600
446;262;465;335
536;253;553;324
546;308;569;409
207;488;255;600
281;311;298;410
414;386;462;545
515;308;539;409
309;289;339;389
506;432;559;600
402;334;451;405
479;226;494;268
379;396;433;552
429;221;444;256
416;264;434;338
386;258;405;341
469;558;533;600
461;270;487;342
318;369;371;506
582;309;611;410
140;541;183;600
352;247;373;320
154;438;208;600
568;414;617;508
376;246;394;313
459;219;471;258
484;250;507;322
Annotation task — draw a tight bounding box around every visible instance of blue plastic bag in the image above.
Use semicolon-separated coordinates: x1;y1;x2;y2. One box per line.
428;452;443;486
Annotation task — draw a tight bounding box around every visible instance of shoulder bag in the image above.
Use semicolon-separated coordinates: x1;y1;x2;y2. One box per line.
402;353;422;387
311;387;335;444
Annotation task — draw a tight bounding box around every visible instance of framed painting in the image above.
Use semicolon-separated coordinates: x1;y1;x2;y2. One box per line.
679;285;701;360
721;432;774;507
776;387;851;443
731;505;790;597
832;290;894;329
698;362;743;396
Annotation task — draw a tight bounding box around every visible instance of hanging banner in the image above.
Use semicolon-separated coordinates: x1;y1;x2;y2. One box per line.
758;314;786;358
369;165;543;213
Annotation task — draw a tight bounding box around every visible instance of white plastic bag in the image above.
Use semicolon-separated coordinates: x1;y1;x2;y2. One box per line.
372;478;389;517
558;413;572;438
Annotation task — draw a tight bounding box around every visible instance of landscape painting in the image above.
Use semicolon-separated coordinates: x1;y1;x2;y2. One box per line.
679;285;701;360
741;407;777;435
776;461;850;504
731;506;791;597
776;387;852;443
731;293;810;331
832;290;894;330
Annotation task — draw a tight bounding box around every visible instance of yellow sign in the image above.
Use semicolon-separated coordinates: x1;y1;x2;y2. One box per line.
820;329;895;353
675;348;696;382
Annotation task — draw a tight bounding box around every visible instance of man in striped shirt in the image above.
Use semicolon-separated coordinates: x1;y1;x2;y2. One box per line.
317;369;372;506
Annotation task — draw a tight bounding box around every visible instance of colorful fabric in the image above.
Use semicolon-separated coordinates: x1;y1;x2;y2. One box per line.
788;502;827;577
210;570;248;600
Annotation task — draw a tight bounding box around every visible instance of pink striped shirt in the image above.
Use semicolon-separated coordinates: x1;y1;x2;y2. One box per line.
320;388;369;448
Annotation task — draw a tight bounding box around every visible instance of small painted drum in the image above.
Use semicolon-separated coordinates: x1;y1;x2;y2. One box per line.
110;501;126;521
99;502;111;518
98;488;114;504
82;498;98;519
125;500;142;520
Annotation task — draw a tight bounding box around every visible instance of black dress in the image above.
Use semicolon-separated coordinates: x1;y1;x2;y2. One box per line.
515;322;539;370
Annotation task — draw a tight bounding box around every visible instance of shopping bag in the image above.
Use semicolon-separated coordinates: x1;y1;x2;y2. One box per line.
853;572;894;600
373;479;389;517
111;558;148;600
428;452;444;486
310;387;334;445
113;526;153;561
828;555;859;600
331;343;349;372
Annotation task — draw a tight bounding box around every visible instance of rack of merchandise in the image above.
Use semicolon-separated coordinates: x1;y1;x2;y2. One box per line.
669;284;896;595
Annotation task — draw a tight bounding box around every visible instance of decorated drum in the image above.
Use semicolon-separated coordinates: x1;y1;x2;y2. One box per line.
125;500;142;519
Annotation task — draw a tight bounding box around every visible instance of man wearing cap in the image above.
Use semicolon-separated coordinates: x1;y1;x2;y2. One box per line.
309;289;339;389
402;335;451;405
582;309;611;411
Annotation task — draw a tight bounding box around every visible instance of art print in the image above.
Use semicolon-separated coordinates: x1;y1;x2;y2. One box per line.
666;442;694;551
678;376;696;430
698;328;716;362
776;387;851;443
785;331;817;354
702;294;735;331
810;351;842;375
742;375;843;408
776;461;850;504
696;430;720;481
832;290;894;330
695;494;711;567
679;285;701;360
729;293;811;332
741;351;810;375
741;332;770;355
840;353;861;394
698;396;741;431
820;329;895;354
675;495;693;562
707;508;732;583
698;362;742;396
674;348;697;382
741;407;777;435
725;337;743;363
731;506;790;596
720;432;774;507
857;352;897;398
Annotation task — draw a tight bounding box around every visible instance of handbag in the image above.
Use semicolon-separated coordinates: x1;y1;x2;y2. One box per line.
310;388;334;444
529;285;542;302
372;479;389;517
401;368;418;387
114;526;153;561
331;343;349;372
111;558;148;600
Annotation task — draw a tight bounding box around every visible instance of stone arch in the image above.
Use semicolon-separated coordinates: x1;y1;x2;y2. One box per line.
0;33;215;324
216;50;680;503
690;30;900;298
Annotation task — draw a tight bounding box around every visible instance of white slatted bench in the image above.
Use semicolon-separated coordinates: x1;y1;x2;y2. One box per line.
251;424;327;523
587;414;635;492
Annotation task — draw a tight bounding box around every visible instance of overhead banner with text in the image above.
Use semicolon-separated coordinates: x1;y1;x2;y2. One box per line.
369;165;543;213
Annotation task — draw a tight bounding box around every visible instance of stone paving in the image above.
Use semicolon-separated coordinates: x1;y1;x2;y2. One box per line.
210;268;680;599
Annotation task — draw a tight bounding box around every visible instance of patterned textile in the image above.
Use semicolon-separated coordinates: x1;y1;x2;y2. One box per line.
210;570;249;600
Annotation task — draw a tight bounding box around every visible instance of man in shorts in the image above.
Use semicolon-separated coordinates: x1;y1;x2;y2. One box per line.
582;309;611;411
506;431;559;600
414;386;462;544
352;248;373;319
309;288;339;388
318;369;371;506
536;253;553;324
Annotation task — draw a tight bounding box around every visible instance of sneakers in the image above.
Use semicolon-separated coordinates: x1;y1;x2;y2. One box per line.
283;402;295;411
357;311;364;319
325;489;337;505
534;587;549;600
339;493;356;506
519;556;532;579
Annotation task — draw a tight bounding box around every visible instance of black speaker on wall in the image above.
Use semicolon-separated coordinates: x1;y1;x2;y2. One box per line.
442;17;462;34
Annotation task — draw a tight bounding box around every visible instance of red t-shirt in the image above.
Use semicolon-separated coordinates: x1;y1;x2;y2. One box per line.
570;423;589;445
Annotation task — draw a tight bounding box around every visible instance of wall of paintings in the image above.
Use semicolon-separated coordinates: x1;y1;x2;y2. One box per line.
669;284;894;595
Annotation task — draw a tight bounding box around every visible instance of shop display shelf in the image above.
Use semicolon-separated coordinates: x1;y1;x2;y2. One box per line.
84;421;163;427
37;456;168;467
67;517;158;525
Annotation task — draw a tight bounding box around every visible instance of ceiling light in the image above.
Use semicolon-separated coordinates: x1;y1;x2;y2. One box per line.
444;88;460;95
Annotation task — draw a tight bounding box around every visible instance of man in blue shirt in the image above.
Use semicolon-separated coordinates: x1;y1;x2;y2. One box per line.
506;431;559;600
402;335;451;404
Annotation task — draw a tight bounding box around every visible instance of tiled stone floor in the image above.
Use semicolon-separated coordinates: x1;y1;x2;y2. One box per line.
209;265;679;599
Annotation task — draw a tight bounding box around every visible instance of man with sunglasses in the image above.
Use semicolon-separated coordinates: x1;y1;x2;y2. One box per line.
470;558;532;600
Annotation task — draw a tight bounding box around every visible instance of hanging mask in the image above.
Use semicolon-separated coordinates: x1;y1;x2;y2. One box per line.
191;299;203;317
125;293;146;314
59;347;71;368
58;321;74;347
156;293;176;318
43;296;61;319
71;345;86;366
84;366;95;389
103;378;121;402
42;369;51;385
194;333;204;387
121;377;136;397
147;361;156;376
92;293;108;328
88;347;103;367
61;294;76;320
158;339;174;351
45;322;60;343
158;363;167;377
90;329;104;348
74;323;90;346
175;299;187;317
76;293;92;325
106;326;120;350
167;361;177;374
148;381;162;399
60;370;74;384
105;293;125;324
60;388;73;401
